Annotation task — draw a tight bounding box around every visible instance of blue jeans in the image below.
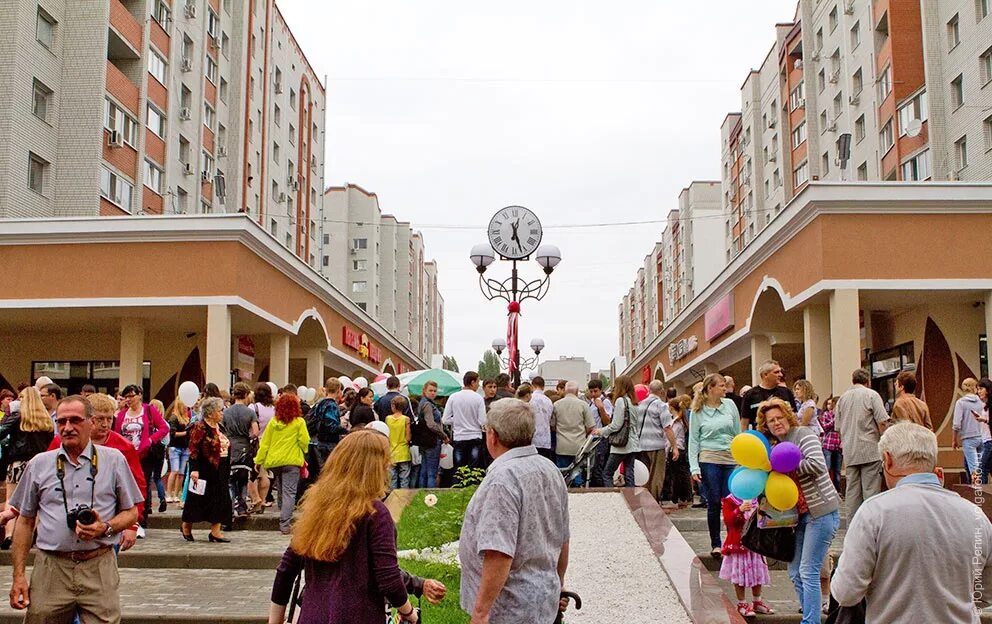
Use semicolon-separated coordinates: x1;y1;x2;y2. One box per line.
699;462;735;548
963;437;983;480
556;454;583;487
591;439;611;487
981;441;992;485
604;453;635;487
390;462;411;489
418;442;441;488
789;510;840;624
823;448;843;491
453;438;483;470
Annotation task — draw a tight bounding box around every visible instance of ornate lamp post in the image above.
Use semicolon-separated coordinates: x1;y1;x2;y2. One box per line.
470;206;561;386
492;337;545;373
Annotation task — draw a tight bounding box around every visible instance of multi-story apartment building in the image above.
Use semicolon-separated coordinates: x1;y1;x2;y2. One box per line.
0;0;325;266
320;184;444;362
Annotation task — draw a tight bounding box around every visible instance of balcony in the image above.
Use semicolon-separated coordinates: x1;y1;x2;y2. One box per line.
109;0;143;53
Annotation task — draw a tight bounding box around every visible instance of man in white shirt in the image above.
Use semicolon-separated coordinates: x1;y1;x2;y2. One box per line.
528;377;554;461
442;371;488;469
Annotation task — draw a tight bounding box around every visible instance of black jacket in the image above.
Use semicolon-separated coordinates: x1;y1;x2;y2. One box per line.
0;413;55;463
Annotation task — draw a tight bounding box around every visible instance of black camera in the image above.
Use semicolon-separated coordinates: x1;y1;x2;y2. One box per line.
66;505;96;530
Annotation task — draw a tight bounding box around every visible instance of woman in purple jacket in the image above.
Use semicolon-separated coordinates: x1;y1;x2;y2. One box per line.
268;429;444;624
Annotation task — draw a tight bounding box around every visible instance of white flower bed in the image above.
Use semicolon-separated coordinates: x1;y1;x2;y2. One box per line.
397;540;460;566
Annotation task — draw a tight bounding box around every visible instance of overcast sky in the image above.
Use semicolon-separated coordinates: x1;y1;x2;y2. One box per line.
278;0;798;374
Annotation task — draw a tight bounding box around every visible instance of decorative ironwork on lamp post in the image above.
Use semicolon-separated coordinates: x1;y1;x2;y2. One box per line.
492;337;544;374
470;206;561;387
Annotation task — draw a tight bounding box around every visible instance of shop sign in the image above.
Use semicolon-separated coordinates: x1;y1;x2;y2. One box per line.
704;294;734;342
236;336;255;381
641;366;652;383
668;335;698;364
343;326;382;364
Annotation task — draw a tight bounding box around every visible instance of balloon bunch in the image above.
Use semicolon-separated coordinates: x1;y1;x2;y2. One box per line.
728;431;802;511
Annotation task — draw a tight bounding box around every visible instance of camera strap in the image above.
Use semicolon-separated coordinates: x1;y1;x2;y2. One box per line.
55;445;99;517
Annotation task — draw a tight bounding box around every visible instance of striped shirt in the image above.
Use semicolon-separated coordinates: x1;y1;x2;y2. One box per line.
781;426;840;519
835;384;889;466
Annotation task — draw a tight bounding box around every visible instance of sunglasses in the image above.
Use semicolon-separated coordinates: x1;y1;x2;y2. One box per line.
55;416;88;427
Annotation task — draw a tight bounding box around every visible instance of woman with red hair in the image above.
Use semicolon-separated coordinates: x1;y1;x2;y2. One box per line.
254;393;310;534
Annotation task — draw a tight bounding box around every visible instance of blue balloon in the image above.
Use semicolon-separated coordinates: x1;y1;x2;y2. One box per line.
744;429;773;456
730;468;769;501
728;465;747;488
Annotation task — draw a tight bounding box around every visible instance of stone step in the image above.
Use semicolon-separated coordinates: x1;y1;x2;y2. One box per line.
146;508;282;531
669;515;848;533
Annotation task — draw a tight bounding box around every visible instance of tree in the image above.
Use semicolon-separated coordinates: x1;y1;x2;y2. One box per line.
441;355;459;372
477;350;502;381
599;373;611;388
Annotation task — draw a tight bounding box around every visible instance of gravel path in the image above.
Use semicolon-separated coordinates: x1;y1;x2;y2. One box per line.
565;493;691;623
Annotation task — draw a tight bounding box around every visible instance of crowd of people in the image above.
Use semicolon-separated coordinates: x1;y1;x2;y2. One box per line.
1;359;991;623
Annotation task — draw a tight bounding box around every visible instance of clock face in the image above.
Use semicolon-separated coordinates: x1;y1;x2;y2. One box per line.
488;206;542;260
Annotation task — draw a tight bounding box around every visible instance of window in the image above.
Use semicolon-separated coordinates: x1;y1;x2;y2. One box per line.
816;28;824;52
984;114;992;151
288;123;295;145
897;91;928;136
980;0;991;21
180;85;192;109
981;46;992;85
773;168;781;188
36;7;55;48
182;34;193;62
822;151;830;175
793;161;809;187
829;5;839;32
880;119;894;152
289;88;297;110
900;150;931;181
357;302;367;312
179;136;191;165
789;82;805;110
144;159;163;193
204;102;216;130
270;219;277;236
955;135;968;170
100;166;133;211
150;0;170;26
176;187;189;213
206;56;218;84
352;238;368;249
850;21;860;48
149;49;167;84
855;114;866;142
352;281;368;293
146;104;165;137
104;99;138;145
852;68;863;95
948;14;960;49
217;123;226;146
353;259;367;271
951;74;964;108
202;151;215;177
791;121;807;148
818;69;826;93
32;79;52;122
219;77;228;102
322;255;329;267
221;32;230;59
272;142;279;163
856;162;868;180
833;92;843;117
819;110;828;131
207;9;219;38
28;153;47;195
878;65;892;101
274;104;281;126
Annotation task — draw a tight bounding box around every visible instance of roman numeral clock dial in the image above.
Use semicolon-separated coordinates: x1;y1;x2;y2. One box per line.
488;206;542;260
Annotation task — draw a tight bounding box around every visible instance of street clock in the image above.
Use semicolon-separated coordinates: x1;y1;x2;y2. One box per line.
488;206;543;260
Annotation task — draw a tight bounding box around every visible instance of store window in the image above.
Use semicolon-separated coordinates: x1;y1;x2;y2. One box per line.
32;360;151;396
869;342;914;407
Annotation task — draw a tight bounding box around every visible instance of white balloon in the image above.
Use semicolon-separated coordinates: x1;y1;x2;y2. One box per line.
633;460;650;487
178;381;199;407
306;387;318;402
298;387;310;401
338;376;352;389
354;377;369;389
267;381;279;396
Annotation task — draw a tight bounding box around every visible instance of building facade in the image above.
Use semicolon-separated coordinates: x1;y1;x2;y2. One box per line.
0;0;326;266
320;184;444;363
536;356;592;388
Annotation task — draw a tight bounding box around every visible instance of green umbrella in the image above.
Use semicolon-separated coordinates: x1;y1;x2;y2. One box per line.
405;368;463;397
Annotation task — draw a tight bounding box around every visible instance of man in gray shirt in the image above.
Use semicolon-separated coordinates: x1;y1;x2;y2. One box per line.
459;398;570;624
832;422;992;622
9;395;143;623
835;368;890;520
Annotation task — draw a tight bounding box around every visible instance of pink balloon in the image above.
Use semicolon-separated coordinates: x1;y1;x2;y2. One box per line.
634;384;650;402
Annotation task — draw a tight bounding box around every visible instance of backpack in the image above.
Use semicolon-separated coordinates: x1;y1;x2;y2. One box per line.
410;399;438;448
307;398;344;445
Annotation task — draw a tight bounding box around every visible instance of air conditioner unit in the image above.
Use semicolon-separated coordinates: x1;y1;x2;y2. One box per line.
767;117;776;128
794;58;803;70
811;48;822;61
183;162;194;176
287;174;296;186
291;180;300;191
218;146;228;157
201;170;211;182
179;107;191;120
184;2;197;18
274;82;283;94
768;154;777;162
797;98;806;109
826;120;837;132
108;130;123;148
849;92;860;105
181;57;192;72
278;192;287;203
828;70;839;84
844;1;855;14
349;247;357;255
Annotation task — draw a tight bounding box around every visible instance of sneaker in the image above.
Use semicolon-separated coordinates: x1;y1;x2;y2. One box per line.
752;599;775;615
737;601;755;617
136;526;146;539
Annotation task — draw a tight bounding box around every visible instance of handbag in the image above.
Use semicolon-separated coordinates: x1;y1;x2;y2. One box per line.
608;398;631;447
741;504;796;561
756;498;799;528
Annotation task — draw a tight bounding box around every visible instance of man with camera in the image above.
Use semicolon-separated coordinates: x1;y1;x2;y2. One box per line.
8;395;143;623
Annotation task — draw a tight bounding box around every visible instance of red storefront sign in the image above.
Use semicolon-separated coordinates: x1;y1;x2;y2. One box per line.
704;294;734;342
641;366;652;383
342;326;361;350
342;326;383;364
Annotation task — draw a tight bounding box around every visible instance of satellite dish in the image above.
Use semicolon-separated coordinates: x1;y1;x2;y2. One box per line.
906;119;923;138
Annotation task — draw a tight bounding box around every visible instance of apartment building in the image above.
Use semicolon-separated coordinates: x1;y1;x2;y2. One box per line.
0;0;324;265
320;184;444;362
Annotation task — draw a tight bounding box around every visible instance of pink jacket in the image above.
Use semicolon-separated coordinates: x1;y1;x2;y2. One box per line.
115;403;169;458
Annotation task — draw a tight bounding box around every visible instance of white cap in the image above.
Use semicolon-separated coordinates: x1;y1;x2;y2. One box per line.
367;421;390;437
34;376;53;389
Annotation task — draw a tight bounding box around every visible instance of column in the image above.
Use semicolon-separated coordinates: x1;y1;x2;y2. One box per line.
803;304;832;399
205;304;232;388
704;362;720;375
750;334;772;386
985;291;992;369
119;319;144;389
672;380;687;395
829;289;862;393
306;348;324;389
269;334;290;388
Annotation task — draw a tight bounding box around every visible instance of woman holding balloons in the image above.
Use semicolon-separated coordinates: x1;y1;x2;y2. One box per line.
688;373;741;558
756;398;840;624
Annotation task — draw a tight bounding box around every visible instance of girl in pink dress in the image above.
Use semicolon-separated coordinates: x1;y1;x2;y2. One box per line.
720;494;774;617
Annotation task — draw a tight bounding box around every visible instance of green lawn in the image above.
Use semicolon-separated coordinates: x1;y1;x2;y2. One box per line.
398;558;469;624
396;488;475;551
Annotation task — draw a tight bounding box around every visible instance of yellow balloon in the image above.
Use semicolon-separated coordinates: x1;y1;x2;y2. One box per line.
765;472;800;511
730;434;770;470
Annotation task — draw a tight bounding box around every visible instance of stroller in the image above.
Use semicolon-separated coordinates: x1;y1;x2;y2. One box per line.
559;435;601;488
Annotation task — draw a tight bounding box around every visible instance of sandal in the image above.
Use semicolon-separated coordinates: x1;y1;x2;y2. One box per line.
736;601;755;617
752;599;774;614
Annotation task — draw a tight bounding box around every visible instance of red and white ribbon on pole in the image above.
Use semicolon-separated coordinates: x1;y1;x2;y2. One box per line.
507;301;521;378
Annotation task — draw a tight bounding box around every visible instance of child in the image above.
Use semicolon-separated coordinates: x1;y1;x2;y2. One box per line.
663;395;693;508
720;494;774;617
386;395;412;488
